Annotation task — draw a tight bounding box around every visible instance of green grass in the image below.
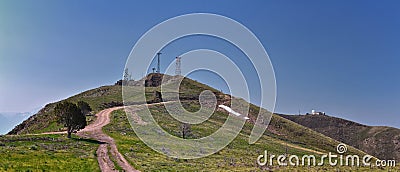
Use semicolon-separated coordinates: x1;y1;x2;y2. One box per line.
103;108;397;171
0;134;100;171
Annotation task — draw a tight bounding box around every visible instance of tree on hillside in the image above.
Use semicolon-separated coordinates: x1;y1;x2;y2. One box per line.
77;101;92;115
181;123;192;139
55;102;87;138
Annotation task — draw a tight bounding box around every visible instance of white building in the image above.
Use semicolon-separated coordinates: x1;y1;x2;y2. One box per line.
307;109;325;115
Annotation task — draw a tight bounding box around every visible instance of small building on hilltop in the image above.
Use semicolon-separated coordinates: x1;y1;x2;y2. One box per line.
145;73;163;87
306;109;326;115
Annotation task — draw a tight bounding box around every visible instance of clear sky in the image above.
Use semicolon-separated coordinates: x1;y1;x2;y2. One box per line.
1;1;399;128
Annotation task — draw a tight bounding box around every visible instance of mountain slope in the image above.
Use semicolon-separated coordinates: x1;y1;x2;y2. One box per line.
103;103;374;171
7;74;383;170
279;114;400;161
8;74;221;135
8;85;123;134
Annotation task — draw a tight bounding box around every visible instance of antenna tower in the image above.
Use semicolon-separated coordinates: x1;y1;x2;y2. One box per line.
156;52;162;73
175;56;181;76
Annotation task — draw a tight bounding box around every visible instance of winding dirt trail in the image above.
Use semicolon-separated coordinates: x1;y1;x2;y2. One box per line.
38;102;170;171
76;107;138;172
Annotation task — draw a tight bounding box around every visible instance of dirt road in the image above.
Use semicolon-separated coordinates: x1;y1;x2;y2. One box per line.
37;101;171;171
77;107;138;172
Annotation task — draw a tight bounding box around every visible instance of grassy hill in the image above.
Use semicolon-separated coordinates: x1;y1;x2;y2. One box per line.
104;107;378;171
8;85;124;135
279;114;400;161
8;74;222;135
4;74;397;171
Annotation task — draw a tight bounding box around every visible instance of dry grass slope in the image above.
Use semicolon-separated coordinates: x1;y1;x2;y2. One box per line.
279;114;400;161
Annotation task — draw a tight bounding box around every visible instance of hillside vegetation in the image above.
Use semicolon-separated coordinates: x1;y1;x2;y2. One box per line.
8;75;222;135
279;114;400;161
0;134;99;171
103;106;382;171
5;74;397;171
8;86;123;135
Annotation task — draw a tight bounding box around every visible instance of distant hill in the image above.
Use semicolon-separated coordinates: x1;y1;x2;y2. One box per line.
279;114;400;161
0;110;38;135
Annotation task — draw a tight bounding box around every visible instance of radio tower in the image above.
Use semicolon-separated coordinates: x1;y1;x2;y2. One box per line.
175;56;181;76
156;52;162;73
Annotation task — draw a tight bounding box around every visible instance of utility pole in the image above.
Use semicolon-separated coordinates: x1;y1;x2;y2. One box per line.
175;56;181;76
156;52;162;73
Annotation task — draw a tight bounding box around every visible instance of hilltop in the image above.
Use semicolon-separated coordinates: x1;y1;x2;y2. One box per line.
8;74;222;135
4;74;392;171
279;114;400;161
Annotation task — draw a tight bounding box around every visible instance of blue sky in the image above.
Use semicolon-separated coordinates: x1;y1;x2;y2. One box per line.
0;1;399;128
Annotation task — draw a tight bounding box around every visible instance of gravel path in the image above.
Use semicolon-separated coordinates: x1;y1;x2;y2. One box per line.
76;107;138;172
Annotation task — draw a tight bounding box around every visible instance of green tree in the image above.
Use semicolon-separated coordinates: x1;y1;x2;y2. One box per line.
77;101;92;115
55;102;87;138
